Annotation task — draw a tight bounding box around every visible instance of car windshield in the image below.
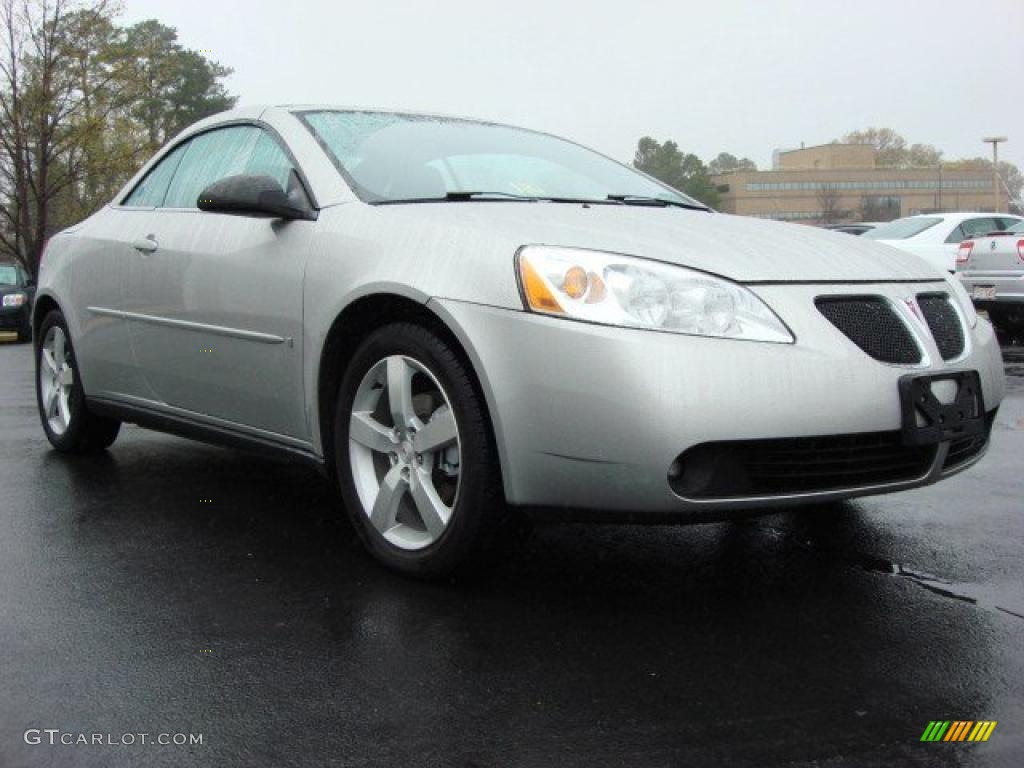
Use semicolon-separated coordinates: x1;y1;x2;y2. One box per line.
862;217;943;240
1008;220;1024;234
298;110;704;207
0;265;19;285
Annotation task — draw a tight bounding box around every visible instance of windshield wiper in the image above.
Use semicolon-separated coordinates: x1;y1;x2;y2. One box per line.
606;194;709;211
374;191;538;205
444;191;628;205
378;190;707;208
443;191;539;202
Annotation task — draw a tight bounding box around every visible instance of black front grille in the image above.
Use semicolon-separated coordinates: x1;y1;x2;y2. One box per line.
670;431;936;499
816;296;921;364
0;312;26;330
917;293;965;360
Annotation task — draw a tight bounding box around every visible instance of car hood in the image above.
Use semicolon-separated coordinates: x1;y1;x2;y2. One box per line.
0;284;26;298
370;204;942;283
871;238;911;246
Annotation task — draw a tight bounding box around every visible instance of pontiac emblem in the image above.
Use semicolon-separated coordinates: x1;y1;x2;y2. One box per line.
903;296;924;324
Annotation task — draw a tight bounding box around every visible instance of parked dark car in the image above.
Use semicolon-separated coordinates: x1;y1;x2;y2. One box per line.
0;262;35;342
825;223;881;236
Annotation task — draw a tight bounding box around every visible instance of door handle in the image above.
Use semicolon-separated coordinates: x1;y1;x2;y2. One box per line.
133;235;158;253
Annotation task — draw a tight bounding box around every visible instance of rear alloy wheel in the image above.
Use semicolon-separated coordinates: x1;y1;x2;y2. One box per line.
36;310;120;452
39;324;75;436
334;323;507;577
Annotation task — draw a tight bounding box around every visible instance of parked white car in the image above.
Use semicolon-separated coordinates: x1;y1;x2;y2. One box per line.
864;212;1023;273
956;219;1024;333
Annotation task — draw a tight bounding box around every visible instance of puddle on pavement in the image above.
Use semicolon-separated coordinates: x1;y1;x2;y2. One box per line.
863;562;1024;621
762;525;1024;622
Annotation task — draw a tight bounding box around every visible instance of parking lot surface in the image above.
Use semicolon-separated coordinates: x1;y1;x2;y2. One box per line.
1;340;1023;767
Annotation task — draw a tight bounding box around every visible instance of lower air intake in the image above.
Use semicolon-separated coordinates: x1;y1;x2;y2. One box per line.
670;430;936;499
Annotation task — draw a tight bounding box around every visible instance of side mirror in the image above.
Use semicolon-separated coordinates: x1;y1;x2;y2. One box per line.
197;174;316;221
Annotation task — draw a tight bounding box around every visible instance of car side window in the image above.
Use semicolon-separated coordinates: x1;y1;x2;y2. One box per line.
122;142;189;207
162;125;299;210
163;126;261;209
960;218;999;238
944;224;965;244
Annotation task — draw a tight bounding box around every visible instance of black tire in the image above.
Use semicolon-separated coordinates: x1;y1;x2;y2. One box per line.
333;322;508;578
36;309;121;453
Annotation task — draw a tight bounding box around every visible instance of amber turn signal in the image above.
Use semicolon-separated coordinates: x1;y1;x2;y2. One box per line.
519;256;564;313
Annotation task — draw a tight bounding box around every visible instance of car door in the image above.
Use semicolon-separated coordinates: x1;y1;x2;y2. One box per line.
67;145;189;401
123;124;314;441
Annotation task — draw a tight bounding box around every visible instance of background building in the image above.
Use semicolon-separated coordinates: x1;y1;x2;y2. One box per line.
713;144;1007;225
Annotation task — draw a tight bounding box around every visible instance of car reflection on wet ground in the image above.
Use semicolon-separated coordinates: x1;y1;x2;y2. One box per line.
1;341;1022;767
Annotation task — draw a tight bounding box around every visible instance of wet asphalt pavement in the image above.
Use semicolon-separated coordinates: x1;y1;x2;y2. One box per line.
1;341;1023;767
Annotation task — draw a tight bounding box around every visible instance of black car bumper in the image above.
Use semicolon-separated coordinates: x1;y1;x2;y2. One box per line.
0;304;30;333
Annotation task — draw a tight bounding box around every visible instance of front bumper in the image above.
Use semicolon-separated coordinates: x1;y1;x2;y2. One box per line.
0;303;29;333
432;280;1006;520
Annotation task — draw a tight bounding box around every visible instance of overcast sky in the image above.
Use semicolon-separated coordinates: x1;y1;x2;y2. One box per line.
122;0;1024;170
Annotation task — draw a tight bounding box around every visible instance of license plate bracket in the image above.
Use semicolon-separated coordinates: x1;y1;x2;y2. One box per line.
899;371;985;446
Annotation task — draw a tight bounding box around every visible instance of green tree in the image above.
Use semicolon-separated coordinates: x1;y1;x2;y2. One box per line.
57;6;142;223
708;152;757;175
119;20;234;153
633;137;720;207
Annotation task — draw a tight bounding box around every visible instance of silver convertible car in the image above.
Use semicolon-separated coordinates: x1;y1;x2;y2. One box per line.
33;106;1006;575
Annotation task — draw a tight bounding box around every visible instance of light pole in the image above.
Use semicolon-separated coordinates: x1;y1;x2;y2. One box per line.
982;136;1007;213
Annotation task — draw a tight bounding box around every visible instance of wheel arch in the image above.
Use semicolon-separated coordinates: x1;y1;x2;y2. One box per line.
315;292;510;500
31;291;62;340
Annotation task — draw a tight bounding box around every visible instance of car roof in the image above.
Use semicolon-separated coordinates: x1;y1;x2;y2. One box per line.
273;104;499;122
181;104;525;140
900;211;1022;223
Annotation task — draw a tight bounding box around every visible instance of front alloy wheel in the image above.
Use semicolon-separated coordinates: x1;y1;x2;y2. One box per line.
334;322;509;577
349;355;461;550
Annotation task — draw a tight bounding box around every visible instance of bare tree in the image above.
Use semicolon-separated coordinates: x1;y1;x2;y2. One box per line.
817;183;844;225
0;0;86;276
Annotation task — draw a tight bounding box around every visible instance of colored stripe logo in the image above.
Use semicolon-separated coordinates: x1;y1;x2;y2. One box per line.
920;720;997;742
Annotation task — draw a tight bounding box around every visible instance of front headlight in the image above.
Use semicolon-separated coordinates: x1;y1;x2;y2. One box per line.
945;274;978;328
517;246;794;343
2;293;26;308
